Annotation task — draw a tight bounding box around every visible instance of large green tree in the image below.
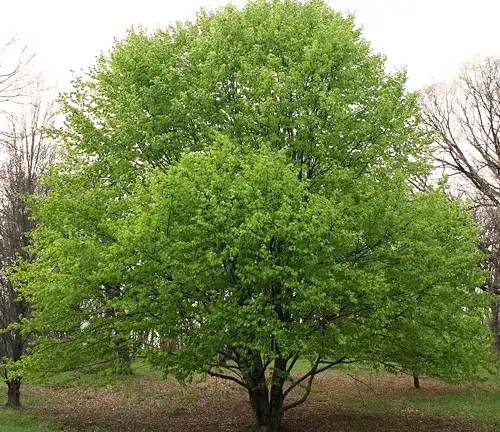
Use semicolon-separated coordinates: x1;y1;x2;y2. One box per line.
19;1;492;430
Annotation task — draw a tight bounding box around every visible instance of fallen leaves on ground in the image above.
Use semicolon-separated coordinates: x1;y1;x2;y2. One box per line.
17;371;499;431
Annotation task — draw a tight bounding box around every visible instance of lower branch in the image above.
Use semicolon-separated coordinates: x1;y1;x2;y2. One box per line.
283;366;317;411
282;357;352;411
206;370;249;389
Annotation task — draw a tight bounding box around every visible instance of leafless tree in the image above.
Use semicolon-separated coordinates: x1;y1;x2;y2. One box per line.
0;37;37;114
0;94;54;406
421;57;500;351
476;205;500;351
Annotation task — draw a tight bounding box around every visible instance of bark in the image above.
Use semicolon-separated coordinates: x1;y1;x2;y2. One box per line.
268;388;284;430
250;387;271;430
249;387;284;431
268;357;286;431
247;357;286;431
413;372;420;390
6;379;21;407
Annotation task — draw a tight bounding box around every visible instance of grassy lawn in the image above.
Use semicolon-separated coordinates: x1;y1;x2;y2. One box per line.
408;391;500;422
0;408;59;432
326;386;500;425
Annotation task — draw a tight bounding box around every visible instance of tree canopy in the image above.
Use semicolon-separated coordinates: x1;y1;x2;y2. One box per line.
18;1;493;430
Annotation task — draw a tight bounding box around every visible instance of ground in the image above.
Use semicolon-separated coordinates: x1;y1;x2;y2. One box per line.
0;368;499;431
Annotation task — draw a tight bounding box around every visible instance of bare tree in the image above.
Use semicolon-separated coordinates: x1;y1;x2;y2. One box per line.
476;205;500;351
421;57;500;351
0;37;37;114
0;94;54;406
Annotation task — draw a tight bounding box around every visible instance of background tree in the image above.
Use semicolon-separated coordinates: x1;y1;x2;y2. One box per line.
421;57;500;351
0;36;50;407
0;93;54;406
0;37;37;114
19;1;494;430
476;204;500;351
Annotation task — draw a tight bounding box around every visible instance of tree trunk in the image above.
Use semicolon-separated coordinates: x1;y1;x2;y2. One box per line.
116;348;132;375
113;331;133;376
491;297;500;352
248;367;285;431
243;351;286;431
268;384;284;431
6;380;21;407
250;388;271;430
413;372;420;390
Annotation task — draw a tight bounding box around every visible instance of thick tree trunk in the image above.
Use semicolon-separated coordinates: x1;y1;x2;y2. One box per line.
267;357;286;431
268;384;284;431
249;387;284;431
6;380;21;407
247;357;286;431
250;388;271;430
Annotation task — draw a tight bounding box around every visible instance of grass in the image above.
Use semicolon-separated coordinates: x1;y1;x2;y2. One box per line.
407;391;500;422
0;429;54;432
0;408;59;432
333;388;500;420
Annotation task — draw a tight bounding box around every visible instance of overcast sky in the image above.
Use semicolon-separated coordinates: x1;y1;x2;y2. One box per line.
1;0;499;93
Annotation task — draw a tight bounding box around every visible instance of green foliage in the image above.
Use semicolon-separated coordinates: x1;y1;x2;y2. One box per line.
17;0;494;423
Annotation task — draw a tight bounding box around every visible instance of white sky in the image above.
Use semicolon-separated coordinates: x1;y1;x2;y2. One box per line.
1;0;500;93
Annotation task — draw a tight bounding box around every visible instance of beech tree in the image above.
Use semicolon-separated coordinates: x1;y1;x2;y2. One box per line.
19;1;493;430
